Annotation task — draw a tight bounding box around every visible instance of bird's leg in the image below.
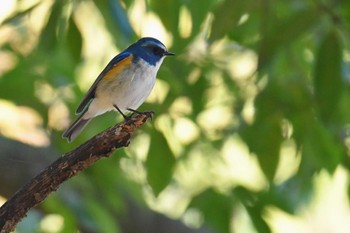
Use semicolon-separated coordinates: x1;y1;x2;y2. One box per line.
127;108;154;121
113;104;128;120
126;108;142;116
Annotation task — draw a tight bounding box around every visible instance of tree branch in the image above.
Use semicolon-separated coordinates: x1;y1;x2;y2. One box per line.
0;112;153;233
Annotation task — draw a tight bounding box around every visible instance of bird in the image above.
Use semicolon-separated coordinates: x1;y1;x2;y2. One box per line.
62;37;175;142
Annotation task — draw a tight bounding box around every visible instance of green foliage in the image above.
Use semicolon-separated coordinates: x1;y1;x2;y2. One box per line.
1;0;350;232
190;189;233;233
146;130;176;195
314;29;343;123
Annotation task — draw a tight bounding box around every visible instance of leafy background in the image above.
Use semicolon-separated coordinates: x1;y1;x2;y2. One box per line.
0;0;350;232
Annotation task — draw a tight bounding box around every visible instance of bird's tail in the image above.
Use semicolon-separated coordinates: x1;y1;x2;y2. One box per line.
62;114;91;142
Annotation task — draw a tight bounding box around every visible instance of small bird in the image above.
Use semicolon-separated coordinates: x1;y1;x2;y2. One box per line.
63;37;174;142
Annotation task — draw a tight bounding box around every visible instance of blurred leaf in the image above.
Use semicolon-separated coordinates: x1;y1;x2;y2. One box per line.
2;2;40;25
233;186;271;233
85;200;121;233
279;79;314;147
0;57;47;116
210;0;251;42
88;159;127;212
108;0;135;39
302;121;344;173
248;115;282;181
146;130;176;196
93;0;135;46
66;15;82;62
42;195;78;232
190;189;232;233
258;8;318;69
149;0;180;34
38;1;63;51
245;205;271;233
234;186;271;233
241;85;283;180
314;29;343;123
186;0;217;37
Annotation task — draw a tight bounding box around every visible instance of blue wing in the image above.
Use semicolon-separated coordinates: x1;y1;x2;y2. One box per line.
76;52;132;114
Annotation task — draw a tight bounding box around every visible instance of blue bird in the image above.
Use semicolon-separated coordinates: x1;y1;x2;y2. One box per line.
63;37;174;142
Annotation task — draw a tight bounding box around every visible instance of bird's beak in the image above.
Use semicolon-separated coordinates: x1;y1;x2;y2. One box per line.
165;51;175;56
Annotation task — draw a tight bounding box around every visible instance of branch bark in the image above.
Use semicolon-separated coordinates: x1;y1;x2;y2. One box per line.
0;112;153;233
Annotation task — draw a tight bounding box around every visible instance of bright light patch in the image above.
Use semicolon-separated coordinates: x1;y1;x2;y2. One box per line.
238;13;250;26
35;81;56;105
183;208;204;228
220;136;267;191
48;101;70;130
128;0;172;46
0;195;7;206
127;0;146;36
128;133;150;161
179;6;192;38
146;79;169;104
0;0;16;23
174;117;199;145
187;67;201;84
0;100;49;146
266;167;350;233
144;183;190;218
169;96;193;117
197;106;232;134
27;0;54;35
40;214;64;233
274;140;300;184
303;48;314;62
227;50;257;80
74;0;117;91
155;114;183;157
140;12;172;47
0;51;16;76
242;98;255;124
233;203;261;233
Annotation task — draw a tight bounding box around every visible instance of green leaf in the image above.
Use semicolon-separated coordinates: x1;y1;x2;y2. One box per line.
189;189;232;233
92;0;135;46
314;29;343;123
38;1;63;51
0;57;47;115
42;195;78;232
241;85;283;181
245;205;271;233
249;116;282;181
108;0;135;39
146;130;176;196
302;121;344;173
258;8;318;69
66;15;82;62
85;200;121;233
2;2;41;25
234;187;271;233
149;0;180;34
209;0;250;42
185;0;217;37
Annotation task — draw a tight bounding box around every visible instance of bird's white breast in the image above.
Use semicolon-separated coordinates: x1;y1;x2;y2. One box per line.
86;58;164;118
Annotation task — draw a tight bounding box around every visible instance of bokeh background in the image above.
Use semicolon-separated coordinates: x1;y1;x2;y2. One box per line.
1;0;350;232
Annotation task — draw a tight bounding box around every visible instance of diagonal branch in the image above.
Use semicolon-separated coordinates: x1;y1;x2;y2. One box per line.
0;112;153;233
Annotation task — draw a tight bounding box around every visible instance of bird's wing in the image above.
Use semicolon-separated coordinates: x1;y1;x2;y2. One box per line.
76;52;133;114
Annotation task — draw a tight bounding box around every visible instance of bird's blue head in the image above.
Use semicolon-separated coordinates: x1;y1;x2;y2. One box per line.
127;37;175;66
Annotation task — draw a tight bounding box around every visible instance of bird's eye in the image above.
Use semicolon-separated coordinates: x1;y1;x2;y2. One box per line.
152;46;164;56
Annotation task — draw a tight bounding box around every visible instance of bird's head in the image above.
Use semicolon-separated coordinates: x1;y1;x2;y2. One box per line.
129;37;175;65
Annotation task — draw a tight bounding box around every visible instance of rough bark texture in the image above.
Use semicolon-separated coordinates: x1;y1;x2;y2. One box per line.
0;112;153;233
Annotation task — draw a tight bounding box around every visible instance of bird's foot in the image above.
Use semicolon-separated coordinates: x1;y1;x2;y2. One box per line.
127;108;154;120
113;105;154;122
